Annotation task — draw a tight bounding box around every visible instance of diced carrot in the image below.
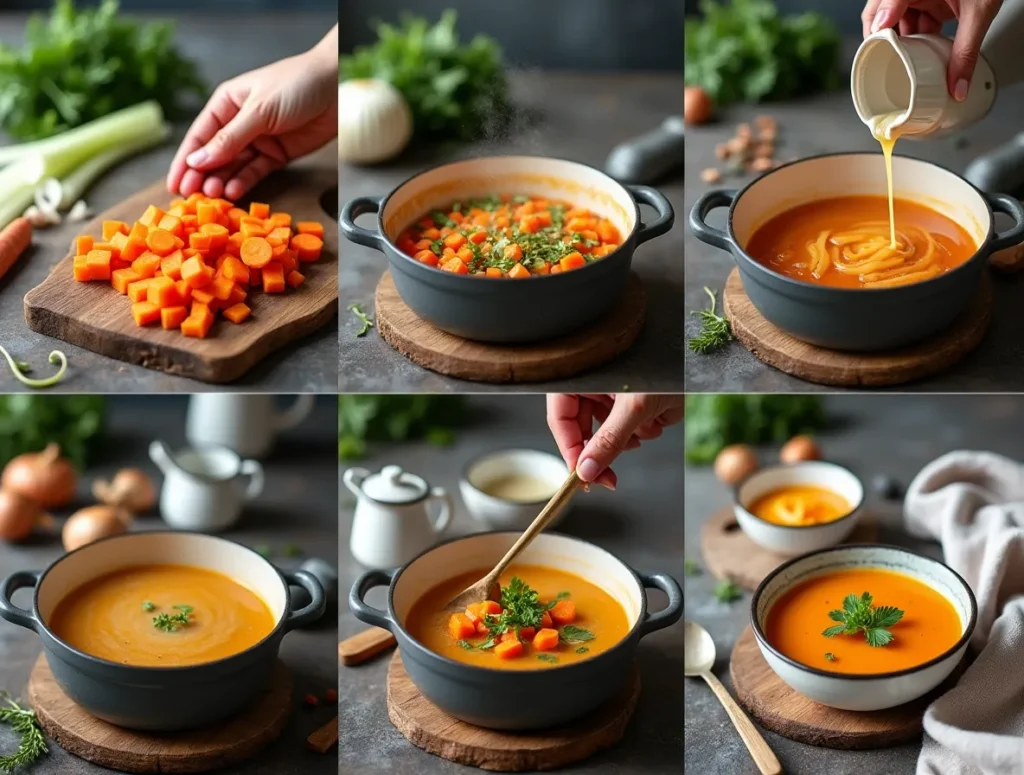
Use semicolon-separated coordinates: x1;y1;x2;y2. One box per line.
139;205;165;227
503;244;523;261
475;619;490;635
131;300;161;327
72;256;90;282
508;263;530;279
210;275;235;302
190;288;216;306
189;232;212;251
160;250;184;281
111;267;141;294
532;628;560;651
108;232;129;254
448;613;476;640
131;252;162;279
181;255;214;289
239;221;268;239
102;220;129;240
413;249;438;266
286;270;305;288
84;250;112;281
196;202;217;226
549;601;576;625
596;220;621;243
147;276;181;309
200;222;230;249
240;237;273;268
249;202;270;219
517;626;536;641
519;214;543;234
249;268;262;287
485;267;503;278
126;279;153;303
262;261;285;293
443;232;466;250
220;255;250;285
266;226;292;248
222;302;251;324
226;207;247;231
540;611;553;628
295;221;323;238
441;257;468;275
227;284;248;305
160;305;189;330
456;246;474;264
559;252;587;271
157;214;183;237
180;312;213;339
494;640;524;660
268;212;292;228
290;233;323;262
175;279;192;304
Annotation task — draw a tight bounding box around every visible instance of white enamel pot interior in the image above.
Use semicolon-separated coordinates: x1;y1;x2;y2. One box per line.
733;461;864;555
751;544;976;711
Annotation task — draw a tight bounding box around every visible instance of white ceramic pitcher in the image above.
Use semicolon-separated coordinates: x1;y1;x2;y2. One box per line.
149;440;264;532
186;395;314;459
345;465;451;568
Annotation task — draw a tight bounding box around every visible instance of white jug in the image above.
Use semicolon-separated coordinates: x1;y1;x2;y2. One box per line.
345;465;451;568
149;440;264;533
186;395;314;459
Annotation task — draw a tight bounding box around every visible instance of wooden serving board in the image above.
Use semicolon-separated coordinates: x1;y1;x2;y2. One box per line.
374;270;646;383
24;151;338;384
385;652;640;771
729;626;964;749
26;655;292;773
700;507;878;590
722;267;991;387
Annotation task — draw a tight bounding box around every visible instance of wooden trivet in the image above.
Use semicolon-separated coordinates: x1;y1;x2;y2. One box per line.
385;652;639;771
721;267;991;387
374;270;646;383
729;625;964;749
26;655;292;773
700;506;878;590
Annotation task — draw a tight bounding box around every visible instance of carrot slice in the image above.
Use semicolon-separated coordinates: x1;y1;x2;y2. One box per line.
240;237;273;268
532;628;560;651
549;601;576;625
296;221;323;238
290;233;323;262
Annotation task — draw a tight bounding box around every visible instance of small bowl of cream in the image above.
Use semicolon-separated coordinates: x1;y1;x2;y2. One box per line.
460;449;569;530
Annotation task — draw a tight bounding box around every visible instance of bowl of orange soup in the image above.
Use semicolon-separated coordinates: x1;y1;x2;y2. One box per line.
733;461;864;555
0;532;325;731
349;531;682;729
689;153;1024;350
752;544;976;710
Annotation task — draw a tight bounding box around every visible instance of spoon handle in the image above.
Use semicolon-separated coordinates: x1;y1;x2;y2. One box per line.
701;671;781;775
488;471;581;582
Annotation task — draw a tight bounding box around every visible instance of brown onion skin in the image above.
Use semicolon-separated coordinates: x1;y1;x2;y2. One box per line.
0;489;43;542
62;506;131;553
2;444;76;509
780;436;821;464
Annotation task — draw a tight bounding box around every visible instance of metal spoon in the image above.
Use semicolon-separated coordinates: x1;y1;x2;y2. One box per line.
685;620;781;775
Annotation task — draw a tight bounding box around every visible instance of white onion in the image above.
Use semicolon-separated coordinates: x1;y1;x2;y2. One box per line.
338;79;413;165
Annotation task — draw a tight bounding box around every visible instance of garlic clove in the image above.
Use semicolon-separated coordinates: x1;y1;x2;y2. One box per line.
68;200;92;222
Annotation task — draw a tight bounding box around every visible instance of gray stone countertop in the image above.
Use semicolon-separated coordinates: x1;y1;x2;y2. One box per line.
0;13;338;394
0;395;340;775
683;87;1024;393
339;71;684;393
684;394;1024;774
338;394;683;773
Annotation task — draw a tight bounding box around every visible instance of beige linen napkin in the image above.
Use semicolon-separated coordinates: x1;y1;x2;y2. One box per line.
904;451;1024;775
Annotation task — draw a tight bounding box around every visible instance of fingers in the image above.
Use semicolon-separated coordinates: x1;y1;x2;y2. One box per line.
547;394;586;474
576;396;652;485
187;102;266;171
867;0;913;34
224;152;285;201
861;0;886;37
948;0;1000;101
898;8;920;36
917;12;944;35
167;83;243;194
200;148;258;199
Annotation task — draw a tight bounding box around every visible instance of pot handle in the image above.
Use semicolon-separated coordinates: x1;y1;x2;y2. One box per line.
688;189;738;252
349;568;399;632
637;572;683;637
340;195;388;251
282;570;326;631
0;571;41;632
984;192;1024;253
626;184;675;246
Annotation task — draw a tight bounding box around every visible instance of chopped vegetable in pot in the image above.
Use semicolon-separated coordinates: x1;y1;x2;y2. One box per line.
396;194;622;277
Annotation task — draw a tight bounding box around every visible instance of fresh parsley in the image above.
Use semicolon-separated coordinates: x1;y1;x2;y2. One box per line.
282;544;303;558
575;647;590;655
537;654;559;664
824;652;836;661
713;579;742;604
141;601;155;612
684;559;702;577
153;604;193;632
0;395;105;470
559;626;595;644
338;395;465;460
822;592;904;648
689;287;735;354
0;693;47;772
348;303;374;338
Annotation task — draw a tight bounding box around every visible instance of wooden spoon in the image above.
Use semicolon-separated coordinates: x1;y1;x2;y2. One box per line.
445;471;581;612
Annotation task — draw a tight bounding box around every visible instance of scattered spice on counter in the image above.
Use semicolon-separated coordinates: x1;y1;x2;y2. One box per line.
303;694;319;708
323;688;338;704
701;115;786;183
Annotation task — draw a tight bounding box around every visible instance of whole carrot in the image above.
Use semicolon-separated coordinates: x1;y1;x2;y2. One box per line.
0;217;32;282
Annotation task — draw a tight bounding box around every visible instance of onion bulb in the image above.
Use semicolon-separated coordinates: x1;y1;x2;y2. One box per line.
2;443;76;508
0;489;52;542
92;468;156;513
714;444;759;485
62;505;132;552
338;79;413;165
780;436;821;464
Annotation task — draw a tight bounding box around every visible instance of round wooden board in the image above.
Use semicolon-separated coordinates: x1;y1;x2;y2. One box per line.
729;625;964;749
700;507;879;590
385;652;640;771
374;270;646;383
26;655;292;774
722;267;992;387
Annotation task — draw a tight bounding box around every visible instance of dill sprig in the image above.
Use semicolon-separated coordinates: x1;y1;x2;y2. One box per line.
0;693;47;772
688;286;735;354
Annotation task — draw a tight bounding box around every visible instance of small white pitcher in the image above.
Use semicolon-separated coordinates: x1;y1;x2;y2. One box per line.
149;440;264;533
345;465;451;568
186;395;315;459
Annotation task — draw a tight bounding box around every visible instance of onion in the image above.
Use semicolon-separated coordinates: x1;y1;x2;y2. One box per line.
714;444;759;485
2;443;76;508
92;468;157;513
338;79;413;165
62;505;132;552
684;86;713;126
0;489;52;542
780;436;821;464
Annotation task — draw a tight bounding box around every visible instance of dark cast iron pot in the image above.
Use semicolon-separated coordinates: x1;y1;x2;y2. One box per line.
340;155;674;343
689;152;1024;351
349;531;682;730
0;531;325;731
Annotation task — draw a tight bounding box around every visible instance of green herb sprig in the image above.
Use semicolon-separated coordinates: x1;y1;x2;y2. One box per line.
0;346;68;389
338;395;465;460
684;559;702;577
153;604;193;633
0;693;47;772
348;304;374;337
713;579;742;604
824;652;836;661
559;625;595;644
822;592;904;648
688;287;734;354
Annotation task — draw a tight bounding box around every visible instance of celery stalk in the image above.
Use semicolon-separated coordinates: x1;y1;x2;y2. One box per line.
58;123;171;209
0;155;46;230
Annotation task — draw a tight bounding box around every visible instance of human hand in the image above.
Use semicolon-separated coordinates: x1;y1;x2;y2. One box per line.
167;25;338;201
861;0;1002;101
546;394;685;490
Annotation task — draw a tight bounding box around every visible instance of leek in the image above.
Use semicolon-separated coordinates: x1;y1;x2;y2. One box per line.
0;155;46;231
57;124;170;209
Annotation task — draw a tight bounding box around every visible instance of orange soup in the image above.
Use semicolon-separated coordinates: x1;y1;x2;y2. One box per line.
765;568;962;674
746;196;976;289
749;486;851;526
49;565;276;667
405;565;631;670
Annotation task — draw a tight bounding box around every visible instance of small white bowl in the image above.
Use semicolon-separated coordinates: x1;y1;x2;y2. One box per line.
460;449;569;530
733;461;865;555
751;544;977;711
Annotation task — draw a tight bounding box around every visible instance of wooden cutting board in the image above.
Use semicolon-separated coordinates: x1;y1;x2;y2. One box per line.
26;654;292;773
24;151;337;384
